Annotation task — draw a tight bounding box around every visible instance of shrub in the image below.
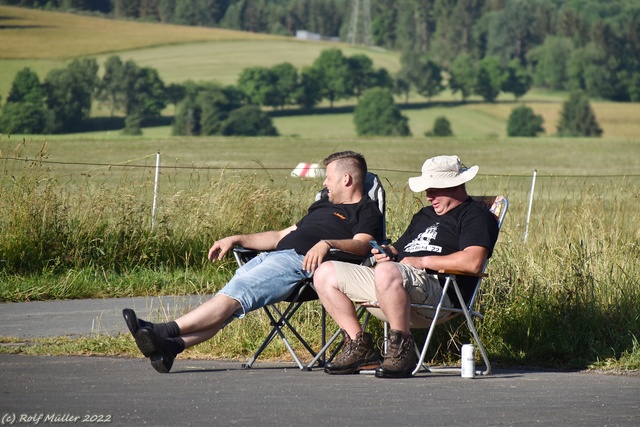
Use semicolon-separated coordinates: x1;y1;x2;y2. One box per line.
557;90;602;137
507;105;545;137
0;102;54;134
221;105;278;136
427;116;453;137
122;111;143;135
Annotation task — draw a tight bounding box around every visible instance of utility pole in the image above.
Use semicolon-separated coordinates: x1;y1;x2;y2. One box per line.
347;0;373;46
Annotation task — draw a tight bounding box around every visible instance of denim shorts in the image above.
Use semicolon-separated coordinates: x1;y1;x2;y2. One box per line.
217;249;309;319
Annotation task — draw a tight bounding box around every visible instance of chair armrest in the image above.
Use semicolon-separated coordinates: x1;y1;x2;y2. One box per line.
438;269;488;278
325;248;367;264
232;247;260;265
233;247;366;265
233;247;259;256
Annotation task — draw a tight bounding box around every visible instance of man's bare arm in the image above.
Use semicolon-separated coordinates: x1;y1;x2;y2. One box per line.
208;225;296;262
399;246;489;274
302;233;374;273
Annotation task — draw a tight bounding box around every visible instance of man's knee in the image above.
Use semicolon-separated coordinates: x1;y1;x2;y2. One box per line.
374;263;404;292
314;262;337;293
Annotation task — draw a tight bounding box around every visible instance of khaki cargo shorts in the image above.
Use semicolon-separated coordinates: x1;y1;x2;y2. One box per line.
332;261;451;328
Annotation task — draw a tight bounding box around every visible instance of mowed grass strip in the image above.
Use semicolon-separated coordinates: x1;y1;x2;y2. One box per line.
0;5;282;60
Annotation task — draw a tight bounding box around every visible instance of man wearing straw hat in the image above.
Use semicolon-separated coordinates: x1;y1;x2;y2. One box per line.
314;155;499;378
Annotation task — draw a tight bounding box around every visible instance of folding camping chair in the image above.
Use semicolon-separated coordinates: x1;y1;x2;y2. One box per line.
360;195;508;376
233;172;386;370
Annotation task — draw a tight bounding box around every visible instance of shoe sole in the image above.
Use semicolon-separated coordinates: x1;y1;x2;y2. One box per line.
374;369;413;378
134;327;158;358
324;361;381;375
122;309;139;337
134;328;173;374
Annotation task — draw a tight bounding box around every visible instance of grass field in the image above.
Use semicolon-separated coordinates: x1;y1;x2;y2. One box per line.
1;6;639;370
2;6;639;140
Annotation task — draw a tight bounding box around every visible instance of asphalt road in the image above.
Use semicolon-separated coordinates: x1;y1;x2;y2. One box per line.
1;296;639;426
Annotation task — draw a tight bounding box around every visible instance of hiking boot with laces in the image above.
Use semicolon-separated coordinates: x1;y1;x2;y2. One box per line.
324;330;382;374
375;329;417;378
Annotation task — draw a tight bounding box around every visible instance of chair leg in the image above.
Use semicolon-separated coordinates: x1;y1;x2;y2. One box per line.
243;302;315;371
305;305;370;370
411;276;452;376
452;282;491;376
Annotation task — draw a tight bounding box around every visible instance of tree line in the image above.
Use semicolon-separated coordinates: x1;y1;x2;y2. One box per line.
0;46;532;136
1;45;602;138
3;0;639;102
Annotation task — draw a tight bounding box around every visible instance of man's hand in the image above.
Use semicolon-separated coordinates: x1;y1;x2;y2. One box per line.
302;241;331;273
208;236;237;262
372;244;395;264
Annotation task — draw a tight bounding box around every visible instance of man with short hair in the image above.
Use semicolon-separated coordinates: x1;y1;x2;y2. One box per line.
123;151;383;373
314;155;499;378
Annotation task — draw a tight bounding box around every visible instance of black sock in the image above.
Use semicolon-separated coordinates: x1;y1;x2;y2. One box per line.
165;321;181;338
151;321;181;339
166;337;185;356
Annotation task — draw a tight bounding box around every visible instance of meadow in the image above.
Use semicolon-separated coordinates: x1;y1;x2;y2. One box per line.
1;135;639;370
0;6;639;371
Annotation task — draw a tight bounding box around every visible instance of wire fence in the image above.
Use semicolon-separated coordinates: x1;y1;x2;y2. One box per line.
3;152;639;244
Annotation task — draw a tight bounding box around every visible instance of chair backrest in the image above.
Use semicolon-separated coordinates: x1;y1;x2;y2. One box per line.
465;195;509;309
316;172;387;241
470;195;509;229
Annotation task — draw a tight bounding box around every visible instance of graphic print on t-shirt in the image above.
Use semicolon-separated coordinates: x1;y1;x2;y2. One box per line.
403;223;443;253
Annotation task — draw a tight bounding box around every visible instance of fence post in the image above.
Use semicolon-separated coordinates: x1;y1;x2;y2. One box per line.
524;169;536;243
151;151;160;231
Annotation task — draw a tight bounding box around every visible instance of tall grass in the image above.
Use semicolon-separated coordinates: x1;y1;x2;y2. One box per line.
1;139;639;370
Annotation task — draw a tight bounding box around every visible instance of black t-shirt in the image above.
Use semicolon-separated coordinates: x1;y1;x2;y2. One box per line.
276;195;383;255
393;197;499;306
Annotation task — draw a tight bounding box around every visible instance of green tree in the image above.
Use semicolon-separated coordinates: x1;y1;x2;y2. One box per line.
448;52;477;102
557;90;602;137
346;54;376;100
173;95;201;136
484;0;543;64
237;66;279;108
398;53;443;100
97;55;126;117
475;56;504;102
124;63;167;118
393;75;411;104
527;36;573;90
221;105;278;136
295;66;323;109
271;62;299;108
199;84;245;135
433;0;483;65
166;83;187;113
6;68;44;104
371;0;398;49
43;58;99;132
311;48;351;107
507;105;544;137
354;87;411;136
502;59;532;100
